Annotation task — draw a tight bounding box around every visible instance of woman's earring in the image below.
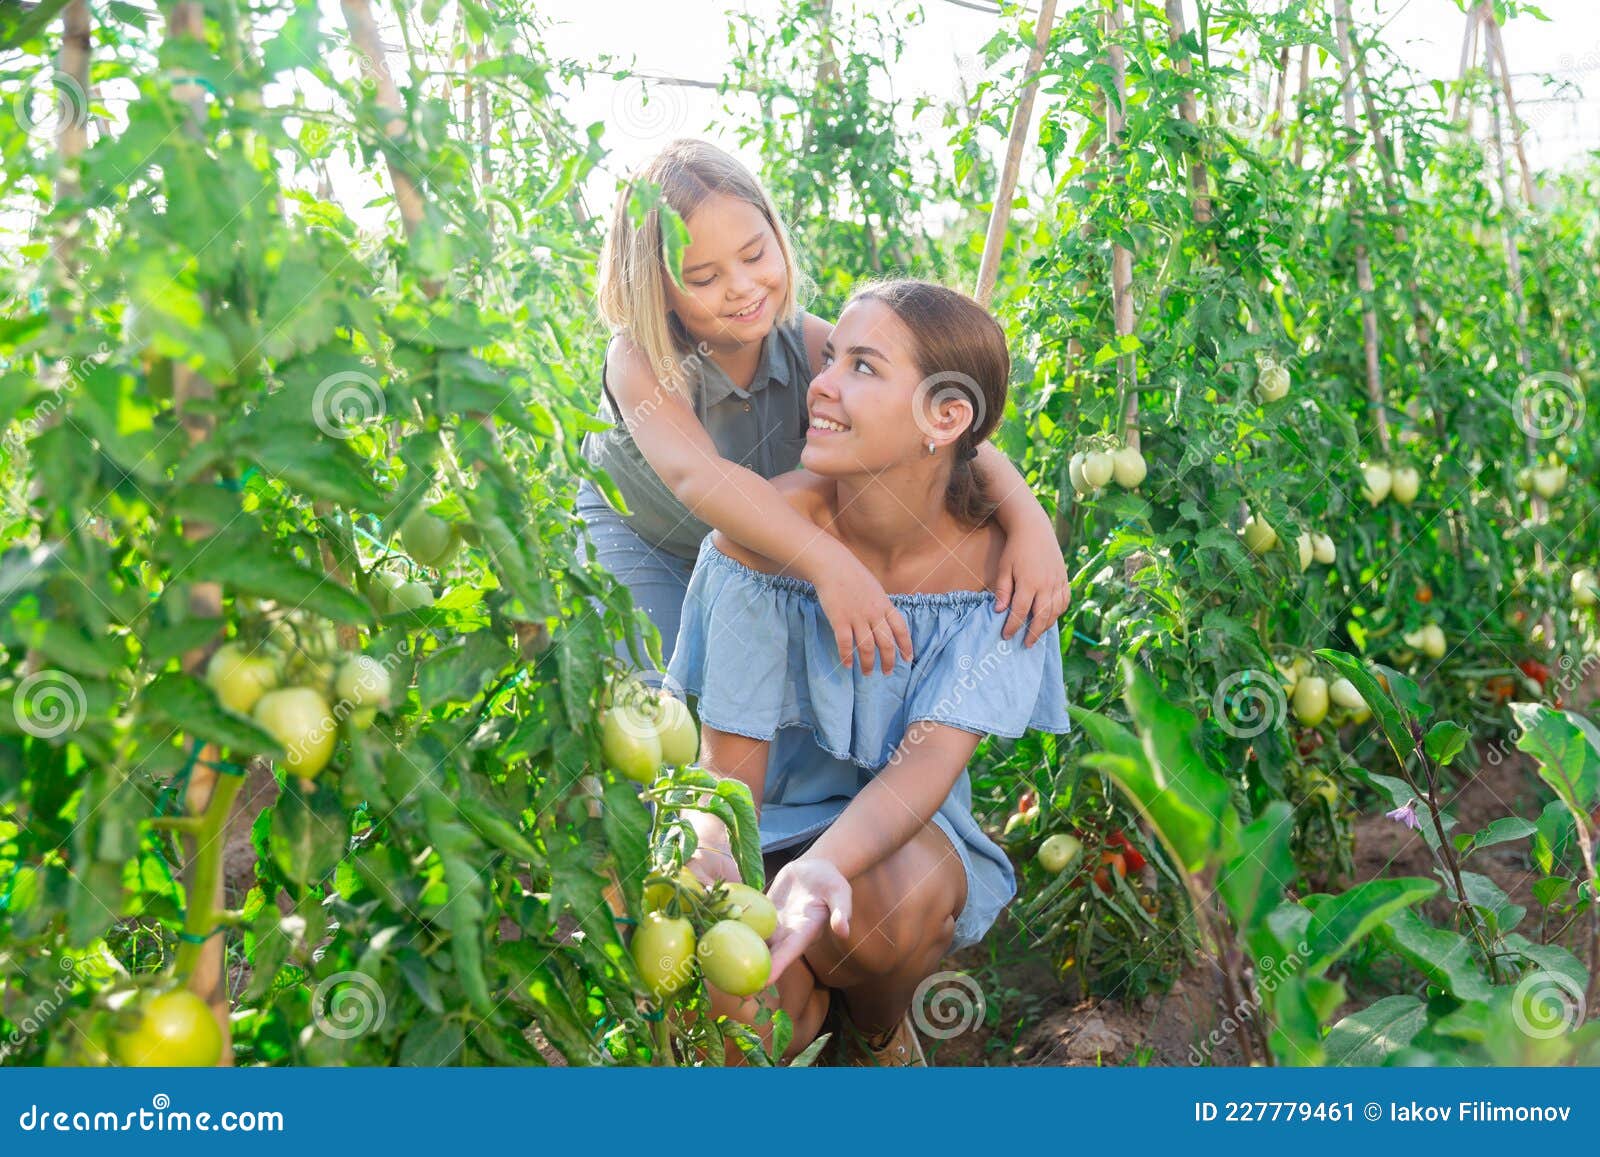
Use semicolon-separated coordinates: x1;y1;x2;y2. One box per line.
927;440;936;455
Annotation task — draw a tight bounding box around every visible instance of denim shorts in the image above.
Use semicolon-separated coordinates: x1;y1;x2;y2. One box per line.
574;481;697;681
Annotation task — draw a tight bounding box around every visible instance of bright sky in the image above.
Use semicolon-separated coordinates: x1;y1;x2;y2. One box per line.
541;0;1600;208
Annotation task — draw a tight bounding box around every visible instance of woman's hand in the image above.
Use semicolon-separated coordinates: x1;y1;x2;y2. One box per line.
813;553;914;675
682;810;743;888
764;856;852;981
994;516;1071;648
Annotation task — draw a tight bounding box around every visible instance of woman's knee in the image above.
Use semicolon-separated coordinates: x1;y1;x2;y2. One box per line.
808;843;963;981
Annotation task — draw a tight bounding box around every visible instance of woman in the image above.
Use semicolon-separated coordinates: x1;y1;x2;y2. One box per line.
575;139;1071;680
665;280;1071;1064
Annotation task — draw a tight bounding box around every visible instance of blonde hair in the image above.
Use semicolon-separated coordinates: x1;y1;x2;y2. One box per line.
596;139;803;397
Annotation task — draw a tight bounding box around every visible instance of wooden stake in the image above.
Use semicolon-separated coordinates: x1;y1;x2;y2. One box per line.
1291;45;1311;168
1109;0;1136;441
1332;0;1389;452
1164;0;1211;223
1448;3;1481;126
975;0;1061;307
1482;9;1536;205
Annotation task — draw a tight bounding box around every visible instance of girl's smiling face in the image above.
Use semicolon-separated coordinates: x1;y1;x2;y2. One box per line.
801;298;973;477
664;194;789;351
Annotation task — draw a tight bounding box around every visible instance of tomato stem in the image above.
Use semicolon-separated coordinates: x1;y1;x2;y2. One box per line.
172;771;246;981
653;1015;676;1067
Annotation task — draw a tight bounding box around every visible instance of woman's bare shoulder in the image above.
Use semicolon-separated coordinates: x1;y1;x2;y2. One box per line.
710;471;835;574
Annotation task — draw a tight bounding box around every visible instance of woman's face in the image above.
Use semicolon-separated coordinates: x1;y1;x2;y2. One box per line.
663;194;788;351
801;298;972;478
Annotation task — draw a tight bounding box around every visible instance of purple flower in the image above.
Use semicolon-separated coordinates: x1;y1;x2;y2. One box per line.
1385;799;1421;831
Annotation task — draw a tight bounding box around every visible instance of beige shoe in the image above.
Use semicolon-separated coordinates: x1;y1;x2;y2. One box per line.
840;1009;928;1067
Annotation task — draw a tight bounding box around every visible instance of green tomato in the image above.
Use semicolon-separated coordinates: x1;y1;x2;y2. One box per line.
252;687;337;779
631;912;697;1000
369;571;406;615
1292;676;1329;726
601;705;663;784
1081;450;1114;490
654;693;699;768
401;509;459;569
716;882;778;940
1390;465;1420;506
1241;515;1278;555
1257;363;1290;402
112;990;223;1067
391;580;435;612
1110;445;1147;489
1036;833;1083;875
696;919;772;997
335;654;391;709
205;643;280;715
644;867;706;913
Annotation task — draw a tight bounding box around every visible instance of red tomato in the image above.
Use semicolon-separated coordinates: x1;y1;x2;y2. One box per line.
1106;830;1148;873
1094;851;1127;893
1416;585;1433;604
1518;658;1551;688
1017;789;1037;814
1485;675;1515;704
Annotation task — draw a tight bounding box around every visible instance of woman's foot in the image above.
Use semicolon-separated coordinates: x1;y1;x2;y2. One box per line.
834;1006;927;1067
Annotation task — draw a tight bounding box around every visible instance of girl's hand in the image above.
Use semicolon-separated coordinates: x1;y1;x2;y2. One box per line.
814;555;914;675
683;810;742;888
994;518;1071;648
764;857;852;982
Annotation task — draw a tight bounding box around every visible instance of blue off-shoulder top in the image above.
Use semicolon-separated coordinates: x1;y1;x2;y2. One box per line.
664;535;1072;949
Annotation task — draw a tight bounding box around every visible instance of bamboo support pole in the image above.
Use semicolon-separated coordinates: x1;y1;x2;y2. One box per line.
1291;44;1311;168
1164;0;1210;224
1332;0;1389;453
1449;4;1481;126
1109;0;1136;442
975;0;1060;307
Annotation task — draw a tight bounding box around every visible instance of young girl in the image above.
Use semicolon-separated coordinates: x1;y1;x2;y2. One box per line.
665;280;1071;1065
579;138;1069;676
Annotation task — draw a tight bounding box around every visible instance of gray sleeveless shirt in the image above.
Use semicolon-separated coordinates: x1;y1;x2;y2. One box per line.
580;315;815;560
